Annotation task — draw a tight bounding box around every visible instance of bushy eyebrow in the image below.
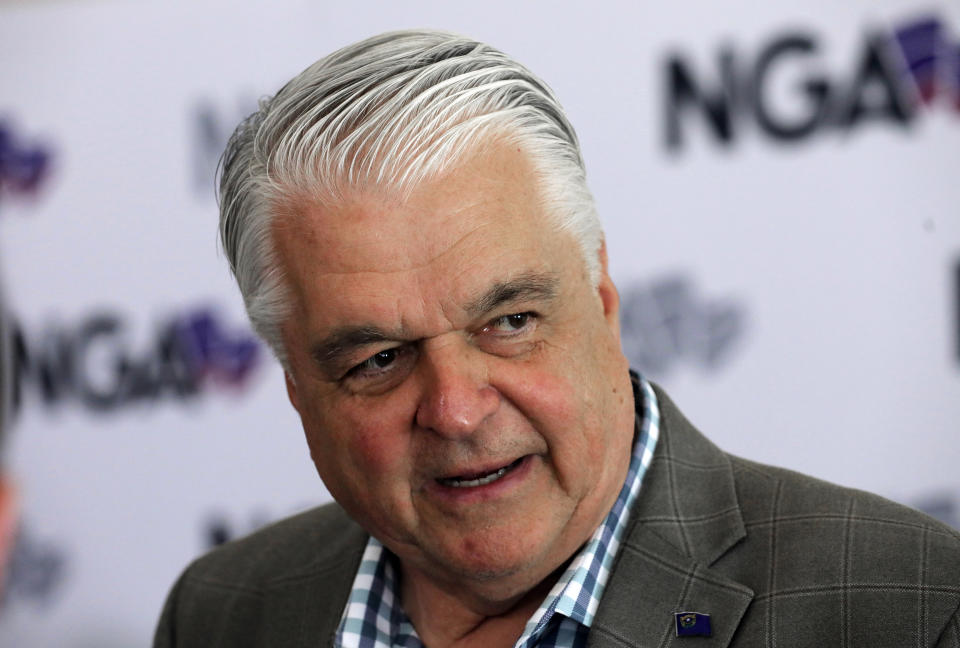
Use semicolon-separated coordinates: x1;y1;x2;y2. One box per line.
464;273;560;317
311;326;391;373
310;272;559;375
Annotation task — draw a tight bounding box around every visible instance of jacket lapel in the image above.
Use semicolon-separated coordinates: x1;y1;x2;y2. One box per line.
258;513;367;647
589;385;755;647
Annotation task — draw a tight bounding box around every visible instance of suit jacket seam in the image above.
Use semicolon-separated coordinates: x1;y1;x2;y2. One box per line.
653;456;729;471
311;540;367;647
658;563;697;648
185;558;356;595
637;506;740;525
921;524;931;647
753;583;960;602
182;573;266;598
936;602;960;648
265;554;366;589
742;513;960;538
588;623;638;648
662;423;693;556
765;479;784;648
841;496;855;648
731;460;778;480
619;539;754;597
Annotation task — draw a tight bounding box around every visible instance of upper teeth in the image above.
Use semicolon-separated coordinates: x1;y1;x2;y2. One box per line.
443;466;508;488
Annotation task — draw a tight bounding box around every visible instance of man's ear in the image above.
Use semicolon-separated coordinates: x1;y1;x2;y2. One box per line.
595;240;622;339
284;371;301;414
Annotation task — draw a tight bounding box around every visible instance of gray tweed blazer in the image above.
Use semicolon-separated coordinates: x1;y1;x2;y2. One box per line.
155;385;960;647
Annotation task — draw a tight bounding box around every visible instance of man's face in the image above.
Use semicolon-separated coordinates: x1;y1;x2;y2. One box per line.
274;142;635;601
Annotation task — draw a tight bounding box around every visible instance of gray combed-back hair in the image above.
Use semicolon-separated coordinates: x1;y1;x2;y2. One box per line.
218;29;602;369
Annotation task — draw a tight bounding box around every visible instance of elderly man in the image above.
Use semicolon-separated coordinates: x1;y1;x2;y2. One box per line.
156;30;960;647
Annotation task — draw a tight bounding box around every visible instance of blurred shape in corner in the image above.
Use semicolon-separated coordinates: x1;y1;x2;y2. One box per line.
0;275;19;596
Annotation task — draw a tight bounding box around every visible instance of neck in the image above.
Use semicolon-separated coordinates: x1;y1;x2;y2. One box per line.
400;561;563;648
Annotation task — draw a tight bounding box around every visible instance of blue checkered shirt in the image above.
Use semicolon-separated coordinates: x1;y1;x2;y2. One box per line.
335;373;660;648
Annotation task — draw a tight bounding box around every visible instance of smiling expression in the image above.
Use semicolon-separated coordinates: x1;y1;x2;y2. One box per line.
274;141;636;602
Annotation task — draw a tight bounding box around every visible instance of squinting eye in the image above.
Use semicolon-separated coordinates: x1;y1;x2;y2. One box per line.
361;349;396;370
489;312;532;332
347;348;400;378
341;345;417;394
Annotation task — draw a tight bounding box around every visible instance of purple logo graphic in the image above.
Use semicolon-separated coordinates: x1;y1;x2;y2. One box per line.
894;18;959;109
173;310;261;389
12;305;262;414
665;14;960;150
0;121;53;202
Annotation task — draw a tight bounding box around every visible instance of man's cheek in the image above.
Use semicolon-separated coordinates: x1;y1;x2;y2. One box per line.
497;361;577;425
302;409;400;480
347;427;406;476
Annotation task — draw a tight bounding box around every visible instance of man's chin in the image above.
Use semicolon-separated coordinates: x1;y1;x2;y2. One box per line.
446;558;529;583
399;544;572;617
414;537;563;596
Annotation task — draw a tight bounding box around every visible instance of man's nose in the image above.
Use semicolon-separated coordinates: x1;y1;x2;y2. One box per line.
414;339;500;438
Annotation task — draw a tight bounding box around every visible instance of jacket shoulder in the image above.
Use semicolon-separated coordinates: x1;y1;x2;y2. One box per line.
723;455;960;642
181;502;365;589
730;455;960;544
154;502;366;648
611;382;960;645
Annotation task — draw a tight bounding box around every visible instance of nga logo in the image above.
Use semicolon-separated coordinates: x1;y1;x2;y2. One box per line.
12;305;262;414
664;14;960;150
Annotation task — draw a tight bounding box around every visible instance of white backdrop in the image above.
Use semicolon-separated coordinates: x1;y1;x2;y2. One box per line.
0;0;957;645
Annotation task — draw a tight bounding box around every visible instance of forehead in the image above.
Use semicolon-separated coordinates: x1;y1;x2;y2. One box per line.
277;145;542;270
272;145;577;332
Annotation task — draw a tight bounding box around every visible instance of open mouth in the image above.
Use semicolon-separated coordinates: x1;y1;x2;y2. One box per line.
436;457;525;488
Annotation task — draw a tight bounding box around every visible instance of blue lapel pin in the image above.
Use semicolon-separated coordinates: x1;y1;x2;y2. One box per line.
675;611;712;637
